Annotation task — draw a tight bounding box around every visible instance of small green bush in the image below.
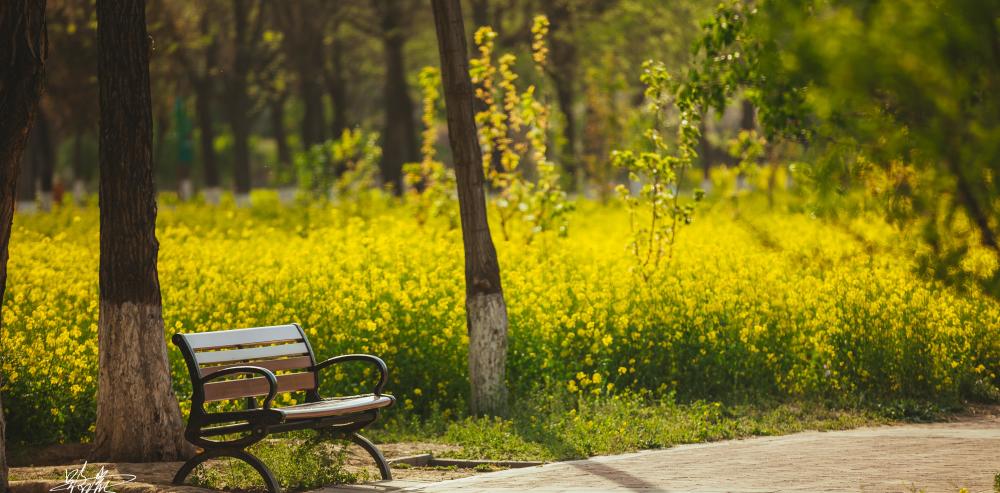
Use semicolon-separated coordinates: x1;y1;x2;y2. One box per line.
190;435;365;492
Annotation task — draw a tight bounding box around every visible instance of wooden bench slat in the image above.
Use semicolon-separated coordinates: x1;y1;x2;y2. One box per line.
203;372;317;402
194;339;303;352
183;324;303;350
200;356;314;376
195;342;310;365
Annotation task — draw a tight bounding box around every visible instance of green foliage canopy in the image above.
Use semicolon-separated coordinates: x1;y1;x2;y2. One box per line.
682;0;1000;294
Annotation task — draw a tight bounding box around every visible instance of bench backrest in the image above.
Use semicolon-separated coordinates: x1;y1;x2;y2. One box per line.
173;324;318;403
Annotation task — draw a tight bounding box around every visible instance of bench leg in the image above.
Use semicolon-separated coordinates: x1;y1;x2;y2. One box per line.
350;432;392;480
173;447;281;493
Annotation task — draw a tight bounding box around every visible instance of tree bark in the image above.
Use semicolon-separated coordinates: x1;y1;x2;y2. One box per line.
226;85;251;200
553;78;577;185
0;392;6;492
72;130;88;204
380;1;419;193
193;80;220;202
698;120;712;181
946;146;999;253
273;0;329;148
740;99;756;132
191;12;221;203
471;0;489;29
175;99;194;201
16;125;37;212
270;96;291;176
34;107;55;211
0;1;48;486
225;0;254;203
326;35;349;137
153;103;170;191
544;0;579;190
298;45;326;147
94;0;191;462
432;0;510;417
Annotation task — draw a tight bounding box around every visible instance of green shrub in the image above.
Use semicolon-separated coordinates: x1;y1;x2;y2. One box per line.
189;435;365;492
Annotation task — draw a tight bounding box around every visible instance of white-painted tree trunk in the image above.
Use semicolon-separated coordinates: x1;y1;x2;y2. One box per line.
467;292;509;416
629;176;642;196
203;186;221;205
433;0;511;417
15;200;36;214
38;190;52;211
73;179;87;205
736;174;750;191
700;178;714;195
178;179;193;201
94;301;191;460
235;192;251;207
277;186;297;205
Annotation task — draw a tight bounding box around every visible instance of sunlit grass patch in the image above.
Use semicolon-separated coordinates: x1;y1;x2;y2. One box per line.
189;435;366;492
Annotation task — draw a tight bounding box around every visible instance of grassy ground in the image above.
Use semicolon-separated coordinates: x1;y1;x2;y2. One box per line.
372;395;913;461
9;394;962;492
184;394;934;491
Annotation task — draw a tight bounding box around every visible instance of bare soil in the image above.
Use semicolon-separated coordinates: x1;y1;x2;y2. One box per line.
8;441;480;492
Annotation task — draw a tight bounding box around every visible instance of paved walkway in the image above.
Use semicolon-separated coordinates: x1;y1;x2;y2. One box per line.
327;412;1000;493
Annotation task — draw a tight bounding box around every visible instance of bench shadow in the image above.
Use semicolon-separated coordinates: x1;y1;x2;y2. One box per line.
567;458;663;492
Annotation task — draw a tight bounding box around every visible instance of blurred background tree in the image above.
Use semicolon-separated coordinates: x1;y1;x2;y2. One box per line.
24;0;999;297
671;0;1000;296
22;0;720;206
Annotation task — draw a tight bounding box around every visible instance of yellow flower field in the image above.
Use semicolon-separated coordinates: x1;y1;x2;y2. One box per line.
2;192;998;445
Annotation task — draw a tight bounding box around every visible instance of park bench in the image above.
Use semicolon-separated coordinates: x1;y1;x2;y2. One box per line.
171;323;395;493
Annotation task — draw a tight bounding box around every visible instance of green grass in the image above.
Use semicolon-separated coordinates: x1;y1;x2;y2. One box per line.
189;435;366;492
93;393;948;492
372;392;899;461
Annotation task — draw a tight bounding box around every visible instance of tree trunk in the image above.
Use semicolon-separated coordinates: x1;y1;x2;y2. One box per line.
544;0;579;190
194;81;220;203
175;99;194;201
35;108;55;211
0;1;48;486
153;103;170;192
698;120;712;182
194;12;220;204
0;392;6;492
326;36;349;137
380;5;419;194
552;78;577;186
16;127;37;212
946;145;999;253
740;99;755;132
227;0;253;204
94;0;191;462
432;0;510;417
226;87;251;202
299;57;326;147
270;96;291;177
471;0;489;28
72;130;88;204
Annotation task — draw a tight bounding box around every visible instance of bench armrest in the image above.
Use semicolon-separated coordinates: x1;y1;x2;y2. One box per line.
199;366;279;410
311;354;388;396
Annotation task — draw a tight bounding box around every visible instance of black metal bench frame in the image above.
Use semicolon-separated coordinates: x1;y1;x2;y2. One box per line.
171;323;395;493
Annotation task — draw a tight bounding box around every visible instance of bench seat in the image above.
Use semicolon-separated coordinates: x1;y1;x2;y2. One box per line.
280;394;395;420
